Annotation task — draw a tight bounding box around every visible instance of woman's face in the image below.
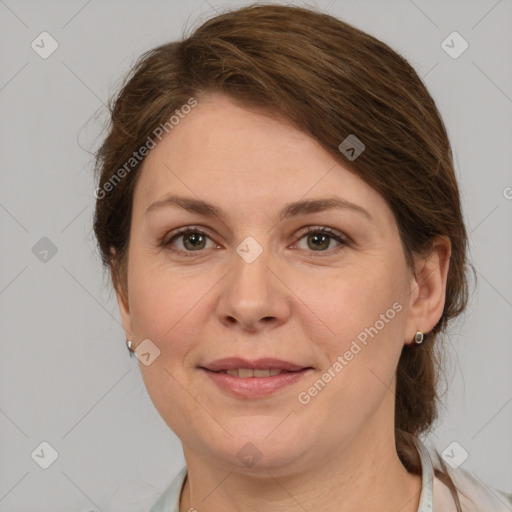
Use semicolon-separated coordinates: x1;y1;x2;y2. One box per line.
116;93;431;474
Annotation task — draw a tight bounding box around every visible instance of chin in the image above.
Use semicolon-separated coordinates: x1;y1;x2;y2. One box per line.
204;426;313;474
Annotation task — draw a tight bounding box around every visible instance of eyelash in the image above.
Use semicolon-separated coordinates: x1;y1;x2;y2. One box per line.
161;225;349;258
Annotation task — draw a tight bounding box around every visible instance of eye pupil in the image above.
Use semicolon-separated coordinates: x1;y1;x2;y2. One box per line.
184;233;205;250
308;233;330;250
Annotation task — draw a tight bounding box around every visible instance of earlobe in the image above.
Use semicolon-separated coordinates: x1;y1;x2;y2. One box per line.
404;236;451;345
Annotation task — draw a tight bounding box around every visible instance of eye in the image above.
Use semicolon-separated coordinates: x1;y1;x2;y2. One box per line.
292;226;348;253
161;225;349;258
162;227;217;256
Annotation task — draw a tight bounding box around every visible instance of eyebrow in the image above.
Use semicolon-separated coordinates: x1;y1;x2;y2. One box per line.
144;194;373;221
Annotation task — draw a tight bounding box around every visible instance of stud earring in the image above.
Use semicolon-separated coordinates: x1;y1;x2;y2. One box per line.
414;331;427;344
126;339;135;357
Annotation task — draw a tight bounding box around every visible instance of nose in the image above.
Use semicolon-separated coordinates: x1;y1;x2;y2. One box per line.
216;242;291;333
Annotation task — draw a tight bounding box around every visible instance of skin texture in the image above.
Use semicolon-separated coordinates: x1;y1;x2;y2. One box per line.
114;93;451;512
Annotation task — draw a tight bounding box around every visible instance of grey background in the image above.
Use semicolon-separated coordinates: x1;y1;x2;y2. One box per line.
1;0;511;510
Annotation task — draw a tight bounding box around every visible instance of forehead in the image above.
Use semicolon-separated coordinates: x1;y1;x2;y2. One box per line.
132;94;389;225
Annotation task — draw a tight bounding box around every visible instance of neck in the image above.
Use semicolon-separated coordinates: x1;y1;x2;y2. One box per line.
179;428;422;512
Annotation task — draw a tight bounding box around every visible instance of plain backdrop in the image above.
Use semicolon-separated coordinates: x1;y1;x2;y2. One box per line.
1;0;511;510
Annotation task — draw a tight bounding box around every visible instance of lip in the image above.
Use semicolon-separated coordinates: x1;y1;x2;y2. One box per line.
201;357;308;372
199;357;313;399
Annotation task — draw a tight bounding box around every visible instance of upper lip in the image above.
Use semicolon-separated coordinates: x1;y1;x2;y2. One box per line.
201;357;310;372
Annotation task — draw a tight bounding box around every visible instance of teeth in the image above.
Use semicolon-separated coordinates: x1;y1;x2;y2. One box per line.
224;368;284;378
254;369;270;377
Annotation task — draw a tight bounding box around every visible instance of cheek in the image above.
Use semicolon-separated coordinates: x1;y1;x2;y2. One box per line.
305;260;408;412
297;264;406;422
128;277;173;342
126;263;209;436
127;251;204;342
318;262;405;341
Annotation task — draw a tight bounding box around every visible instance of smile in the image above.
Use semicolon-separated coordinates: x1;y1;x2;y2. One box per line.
200;367;312;398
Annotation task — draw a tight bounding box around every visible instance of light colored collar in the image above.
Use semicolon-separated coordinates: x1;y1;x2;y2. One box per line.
416;437;435;512
150;438;438;512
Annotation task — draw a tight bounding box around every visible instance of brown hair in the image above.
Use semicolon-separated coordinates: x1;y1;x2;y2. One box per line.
93;4;472;507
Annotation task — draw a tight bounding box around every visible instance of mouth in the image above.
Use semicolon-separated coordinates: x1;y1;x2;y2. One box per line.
201;357;310;373
206;368;303;378
199;357;313;398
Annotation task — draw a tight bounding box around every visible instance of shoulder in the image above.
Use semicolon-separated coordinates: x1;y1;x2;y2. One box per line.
429;448;512;512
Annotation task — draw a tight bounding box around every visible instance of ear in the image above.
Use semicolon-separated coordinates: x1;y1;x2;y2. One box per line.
404;235;451;345
109;248;134;343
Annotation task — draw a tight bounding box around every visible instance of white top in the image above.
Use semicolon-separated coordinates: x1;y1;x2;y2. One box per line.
149;438;512;511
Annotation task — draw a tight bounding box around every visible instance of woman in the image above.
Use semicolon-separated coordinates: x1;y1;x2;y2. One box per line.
93;4;511;511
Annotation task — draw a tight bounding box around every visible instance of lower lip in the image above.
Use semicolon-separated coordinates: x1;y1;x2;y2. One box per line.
201;368;312;398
